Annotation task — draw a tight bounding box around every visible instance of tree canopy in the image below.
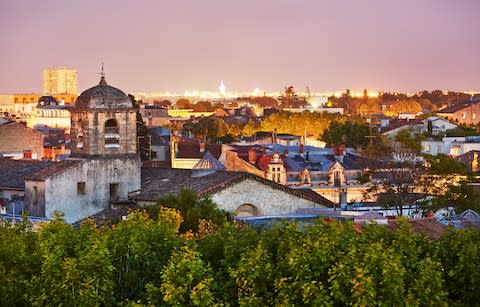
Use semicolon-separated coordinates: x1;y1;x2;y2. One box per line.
2;211;479;306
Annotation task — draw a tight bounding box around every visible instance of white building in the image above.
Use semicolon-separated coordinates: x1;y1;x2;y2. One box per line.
422;136;480;157
24;76;141;223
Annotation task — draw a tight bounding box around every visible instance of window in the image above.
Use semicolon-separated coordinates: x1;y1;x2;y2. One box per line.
33;186;38;206
109;183;119;201
77;119;84;148
425;144;431;152
77;182;86;195
334;170;341;187
104;119;120;149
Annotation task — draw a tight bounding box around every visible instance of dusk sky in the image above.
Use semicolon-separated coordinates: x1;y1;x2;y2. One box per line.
1;0;479;94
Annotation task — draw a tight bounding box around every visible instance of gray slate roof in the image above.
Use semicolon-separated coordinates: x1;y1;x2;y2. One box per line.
136;167;334;207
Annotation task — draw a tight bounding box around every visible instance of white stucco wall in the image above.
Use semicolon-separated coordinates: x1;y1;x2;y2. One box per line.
210;178;326;216
44;157;141;223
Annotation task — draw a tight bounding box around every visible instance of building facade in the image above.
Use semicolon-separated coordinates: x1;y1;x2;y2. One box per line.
24;76;141;223
0;121;44;159
43;67;78;95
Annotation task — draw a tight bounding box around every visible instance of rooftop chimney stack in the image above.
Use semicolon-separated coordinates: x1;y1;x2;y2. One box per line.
248;148;257;164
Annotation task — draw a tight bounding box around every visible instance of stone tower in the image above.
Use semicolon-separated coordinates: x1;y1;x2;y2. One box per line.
70;76;137;157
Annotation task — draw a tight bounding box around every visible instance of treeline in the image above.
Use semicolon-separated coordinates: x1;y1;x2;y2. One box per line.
1;208;479;306
243;111;351;139
329;90;477;116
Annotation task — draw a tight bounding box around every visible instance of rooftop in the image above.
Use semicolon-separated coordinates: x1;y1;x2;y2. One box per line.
136;168;333;207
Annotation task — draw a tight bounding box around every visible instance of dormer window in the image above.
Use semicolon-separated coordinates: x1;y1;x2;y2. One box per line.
105;119;120;149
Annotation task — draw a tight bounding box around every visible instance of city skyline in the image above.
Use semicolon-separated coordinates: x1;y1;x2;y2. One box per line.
1;0;479;94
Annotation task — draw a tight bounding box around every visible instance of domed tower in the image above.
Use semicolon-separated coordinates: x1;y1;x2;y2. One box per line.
70;76;137;157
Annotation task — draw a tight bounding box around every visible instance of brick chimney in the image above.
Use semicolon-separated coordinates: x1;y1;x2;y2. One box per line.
334;144;346;162
299;143;304;154
261;146;266;155
23;150;32;159
199;141;206;153
248;148;257;164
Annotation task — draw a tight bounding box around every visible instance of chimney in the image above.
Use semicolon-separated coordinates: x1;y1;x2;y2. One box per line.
299;143;304;154
334;144;346;163
23;150;32;159
248;148;257;164
284;148;288;157
261;146;266;155
199;141;206;153
306;151;309;161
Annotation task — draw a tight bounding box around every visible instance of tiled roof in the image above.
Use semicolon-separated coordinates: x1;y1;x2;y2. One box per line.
0;158;55;190
436;101;475;114
72;202;139;228
228;143;378;172
25;159;83;180
379;118;423;134
388;218;446;239
136;168;333;207
176;141;222;159
191;151;225;177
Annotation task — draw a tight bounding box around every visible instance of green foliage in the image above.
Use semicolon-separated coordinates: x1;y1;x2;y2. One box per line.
105;210;181;302
435;227;480;305
27;214;115;306
150;189;229;233
3;206;480;305
130;94;152;161
322;120;370;148
394;128;424;153
147;245;216;306
183;116;230;141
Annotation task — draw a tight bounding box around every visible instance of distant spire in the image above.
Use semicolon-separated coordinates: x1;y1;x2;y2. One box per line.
99;60;107;86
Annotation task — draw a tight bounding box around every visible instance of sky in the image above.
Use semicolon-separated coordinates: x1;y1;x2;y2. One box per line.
1;0;479;94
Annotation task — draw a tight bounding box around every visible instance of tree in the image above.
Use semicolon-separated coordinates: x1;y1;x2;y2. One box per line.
278;86;307;109
249;96;278;108
322;121;370;148
183;116;230;141
147;245;216;306
193;100;214;112
154;99;171;108
175;98;193;109
129;94;151;161
419;154;480;213
149;189;229;233
394;128;424;153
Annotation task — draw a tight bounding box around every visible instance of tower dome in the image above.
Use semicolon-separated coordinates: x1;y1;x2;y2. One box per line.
74;76;133;109
70;76;137;157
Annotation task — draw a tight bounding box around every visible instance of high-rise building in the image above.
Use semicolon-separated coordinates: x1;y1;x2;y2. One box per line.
43;67;78;95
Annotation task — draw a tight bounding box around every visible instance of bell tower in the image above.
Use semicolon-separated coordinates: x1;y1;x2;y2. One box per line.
70;76;137;157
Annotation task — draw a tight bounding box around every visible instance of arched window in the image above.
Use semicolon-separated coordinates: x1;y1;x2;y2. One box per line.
104;119;120;149
235;204;260;217
76;119;84;148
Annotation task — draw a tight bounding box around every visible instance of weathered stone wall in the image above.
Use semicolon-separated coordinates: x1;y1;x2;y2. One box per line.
24;180;46;217
25;156;141;223
211;178;326;216
71;110;137;157
0;122;44;159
